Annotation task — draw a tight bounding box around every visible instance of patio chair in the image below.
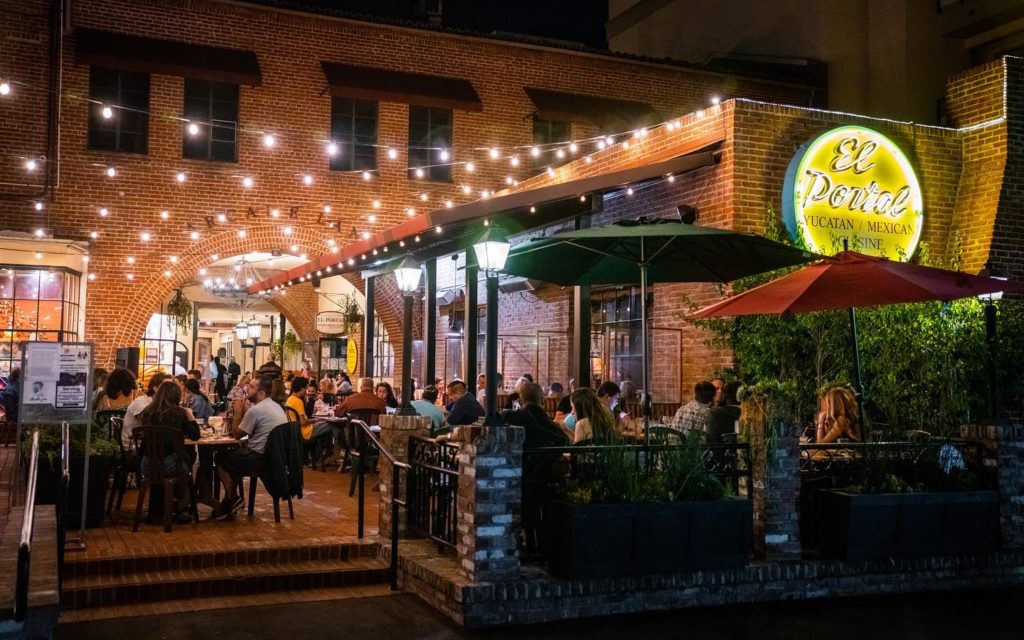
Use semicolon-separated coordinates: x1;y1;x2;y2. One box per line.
239;421;302;522
105;416;135;518
345;409;382;497
132;426;199;533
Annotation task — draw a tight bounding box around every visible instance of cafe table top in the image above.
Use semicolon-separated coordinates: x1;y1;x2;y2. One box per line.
186;435;240;446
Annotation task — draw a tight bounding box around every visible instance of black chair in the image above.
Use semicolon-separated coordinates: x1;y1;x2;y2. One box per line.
239;421;301;522
94;408;126;442
105;416;135;518
132;426;199;533
346;409;383;497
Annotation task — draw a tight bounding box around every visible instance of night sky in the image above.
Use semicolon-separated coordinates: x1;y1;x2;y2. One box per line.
242;0;609;49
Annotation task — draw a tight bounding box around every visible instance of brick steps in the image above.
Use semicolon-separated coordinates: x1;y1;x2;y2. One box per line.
62;540;389;610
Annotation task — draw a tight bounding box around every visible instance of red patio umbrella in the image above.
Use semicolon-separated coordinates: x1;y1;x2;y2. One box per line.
689;250;1020;423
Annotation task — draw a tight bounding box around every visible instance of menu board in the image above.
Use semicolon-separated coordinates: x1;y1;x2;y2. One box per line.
19;341;95;425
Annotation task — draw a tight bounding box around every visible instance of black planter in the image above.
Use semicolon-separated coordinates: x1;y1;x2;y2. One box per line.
542;499;752;580
814;490;999;561
33;455;112;528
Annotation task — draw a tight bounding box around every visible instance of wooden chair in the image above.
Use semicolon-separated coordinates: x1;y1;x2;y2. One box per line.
239;422;300;522
106;416;134;517
132;426;199;533
543;397;561;417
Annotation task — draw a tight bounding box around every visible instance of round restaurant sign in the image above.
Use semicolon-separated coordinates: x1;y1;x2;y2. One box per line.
315;310;347;335
782;125;923;261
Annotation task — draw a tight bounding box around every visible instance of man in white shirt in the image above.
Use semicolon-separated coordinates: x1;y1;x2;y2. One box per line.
213;376;286;519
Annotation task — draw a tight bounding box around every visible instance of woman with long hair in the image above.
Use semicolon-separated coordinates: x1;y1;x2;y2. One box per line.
815;386;861;443
96;367;140;411
137;380;200;479
570;388;618;444
184;378;214;421
375;381;400;409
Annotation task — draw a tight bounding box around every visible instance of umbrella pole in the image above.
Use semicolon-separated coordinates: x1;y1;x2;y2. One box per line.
641;262;650;447
848;306;867;430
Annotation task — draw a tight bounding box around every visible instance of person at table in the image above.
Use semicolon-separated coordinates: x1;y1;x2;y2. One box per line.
96;367;141;411
553;379;576;426
270;378;288;404
287;376;333;442
708;381;742;445
445;379;485;427
90;368;108;410
318;377;336;407
212;377;287;520
375;381;400;410
137;380;200;520
123;372;169;449
673;381;715;432
596;381;621;413
711;376;726;407
183;378;214;422
505;383;572;446
476;372;504;410
571;388;618;445
547;382;564;399
335;377;387;416
411;385;446;434
814;386;861;443
224;374;252;431
257;356;282;380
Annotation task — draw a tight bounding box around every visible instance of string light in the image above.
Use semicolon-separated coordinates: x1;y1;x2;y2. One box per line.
323;205;332;213
465;162;475;173
362;171;372;181
237;229;246;238
24;159;37;171
242;176;254;188
445;200;453;208
569;143;578;153
556;149;565;159
106;166;117;177
126;273;134;281
489;148;500;159
711;96;720;105
368;214;377;223
190;230;200;240
126;256;136;264
439;149;449;161
419;193;428;201
88;273;96;281
510;156;520;167
210;254;219;261
406;207;416;216
160;210;170;219
387;148;398;160
101;105;113;119
462;185;472;194
89;230;99;239
140;232;151;241
283;226;293;236
262;133;276;148
33;201;43;211
302;174;313;185
435;226;443;234
216;213;227;223
163;270;172;277
34;252;42;259
34;229;44;238
530;147;541;157
326;141;339;156
414;168;425;179
176;172;186;183
98;207;108;217
271;208;280;218
372;199;381;209
0;81;10;95
169;255;179;263
187;122;200;136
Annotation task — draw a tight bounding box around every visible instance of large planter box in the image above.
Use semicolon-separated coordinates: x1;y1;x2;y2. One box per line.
542;499;752;580
815;490;999;561
33;455;112;528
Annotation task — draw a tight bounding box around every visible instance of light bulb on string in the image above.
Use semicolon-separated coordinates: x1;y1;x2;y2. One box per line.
140;232;151;242
242;176;254;188
302;174;313;186
556;149;565;159
176;172;186;183
33;201;43;211
510;156;519;167
462;185;472;194
710;96;720;105
24;159;37;172
190;230;200;240
438;149;449;161
34;229;44;238
489;148;499;159
372;200;381;209
569;143;578;153
326;141;339;156
362;171;372;181
419;193;428;201
323;204;332;213
368;214;377;223
414;168;425;179
106;166;117;178
465;162;475;173
387;148;398;160
160;210;170;219
0;81;10;95
531;146;541;157
187;122;200;136
101;105;113;119
98;207;109;217
262;133;276;148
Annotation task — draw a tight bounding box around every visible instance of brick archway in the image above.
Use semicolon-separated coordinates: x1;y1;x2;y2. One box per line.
94;224;402;367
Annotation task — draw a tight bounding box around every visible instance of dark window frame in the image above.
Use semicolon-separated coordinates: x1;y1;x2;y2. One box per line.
329;97;378;172
182;79;239;163
87;67;150;154
408;106;453;182
532;117;572;169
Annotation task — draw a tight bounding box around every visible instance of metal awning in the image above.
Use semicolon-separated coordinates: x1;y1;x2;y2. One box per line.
524;87;661;129
320;61;483;112
249;131;724;293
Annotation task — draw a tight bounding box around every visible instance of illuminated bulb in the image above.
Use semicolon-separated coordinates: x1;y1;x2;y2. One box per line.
216;213;227;223
0;81;10;95
127;273;135;281
505;176;513;185
190;230;200;240
300;253;307;259
82;256;89;263
480;190;489;198
696;109;705;118
199;268;207;276
327;239;336;246
462;185;472;194
188;122;200;136
302;174;313;185
406;208;415;216
140;232;151;241
382;247;388;253
483;219;490;226
580;195;586;202
435;226;443;234
126;256;136;264
326;141;339;156
211;254;219;261
361;232;371;240
88;273;96;281
362;171;372;181
34;252;42;259
89;231;98;239
414;168;425;179
106;166;116;177
605;136;614;146
368;214;377;223
556;149;565;159
626;187;634;195
237;229;246;238
639;128;648;137
34;201;43;211
531;146;541;157
445;200;453;208
597;140;607;150
271;208;280;218
438;149;449;161
99;207;109;217
622;141;630;150
711;96;720;105
25;159;37;171
34;228;44;238
163;270;172;277
262;133;276;148
348;258;355;266
585;156;593;164
289;244;298;252
399;240;405;247
465;162;475;173
489;148;499;159
323;205;332;213
569;143;578;153
372;200;381;209
419;193;428;201
101;105;113;119
246;277;253;285
283;226;293;236
667;175;676;183
169;256;178;263
529;206;536;213
673;119;681;128
414;235;420;242
387;148;398;160
546;167;555;177
510;156;520;167
242;176;254;188
665;122;674;131
176;172;186;183
160;210;169;219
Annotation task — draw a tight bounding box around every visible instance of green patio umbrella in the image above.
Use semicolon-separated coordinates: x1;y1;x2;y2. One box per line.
503;218;817;443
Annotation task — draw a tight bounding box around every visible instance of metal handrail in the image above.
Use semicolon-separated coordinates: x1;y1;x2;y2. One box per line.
15;430;41;622
349;419;409;591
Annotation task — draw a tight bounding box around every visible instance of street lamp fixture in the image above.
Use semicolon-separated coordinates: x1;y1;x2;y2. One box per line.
234;320;249;341
472;228;511;425
472;227;510;273
394;256;421;415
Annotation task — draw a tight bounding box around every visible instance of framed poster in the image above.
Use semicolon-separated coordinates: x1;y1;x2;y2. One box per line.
19;341;95;425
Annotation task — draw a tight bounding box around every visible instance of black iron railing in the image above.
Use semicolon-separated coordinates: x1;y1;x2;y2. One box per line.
406;436;460;550
14;430;40;622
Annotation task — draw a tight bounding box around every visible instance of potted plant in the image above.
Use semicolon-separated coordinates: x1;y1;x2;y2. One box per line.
339;294;364;333
813;443;998;561
541;433;752;579
270;330;303;365
165;289;193;335
23;423;119;527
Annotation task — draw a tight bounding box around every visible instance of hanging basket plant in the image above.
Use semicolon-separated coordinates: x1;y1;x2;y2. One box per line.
271;330;303;360
165;289;193;335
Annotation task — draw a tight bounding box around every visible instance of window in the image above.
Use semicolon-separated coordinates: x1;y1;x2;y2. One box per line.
0;267;82;376
532;117;571;168
88;67;150;153
183;80;239;162
330;98;378;172
589;288;650;389
373;315;394;379
408;106;452;182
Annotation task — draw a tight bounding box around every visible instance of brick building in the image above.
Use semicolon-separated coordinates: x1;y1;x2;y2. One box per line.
0;1;1020;404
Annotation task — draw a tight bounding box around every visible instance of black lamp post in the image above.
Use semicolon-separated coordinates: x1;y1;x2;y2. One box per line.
394;256;422;415
472;227;511;424
235;315;264;373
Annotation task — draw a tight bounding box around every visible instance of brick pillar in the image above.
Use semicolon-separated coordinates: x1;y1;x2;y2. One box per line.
455;424;524;583
992;416;1024;548
746;398;802;561
377;413;431;539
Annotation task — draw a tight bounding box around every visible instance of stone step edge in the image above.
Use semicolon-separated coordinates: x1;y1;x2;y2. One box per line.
65;538;382;578
62;558;391;609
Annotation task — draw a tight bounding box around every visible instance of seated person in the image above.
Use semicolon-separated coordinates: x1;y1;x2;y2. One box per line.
136;380;200;519
123;372;168;449
411;385;446;434
375;381;400;410
287;376;333;442
336;377;387;416
445;379;485;427
596;381;621;413
183;378;214;421
547;382;564;398
673;381;716;432
815;386;861;443
570;388;618;445
504;383;572;447
213;377;287;519
96;367;141;411
708;381;742;445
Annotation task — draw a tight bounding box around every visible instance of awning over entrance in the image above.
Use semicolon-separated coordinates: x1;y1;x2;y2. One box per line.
75;29;262;86
320;62;483;112
523;87;661;129
248;130;724;294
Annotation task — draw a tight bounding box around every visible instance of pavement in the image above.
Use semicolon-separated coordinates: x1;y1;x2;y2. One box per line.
55;587;1024;640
